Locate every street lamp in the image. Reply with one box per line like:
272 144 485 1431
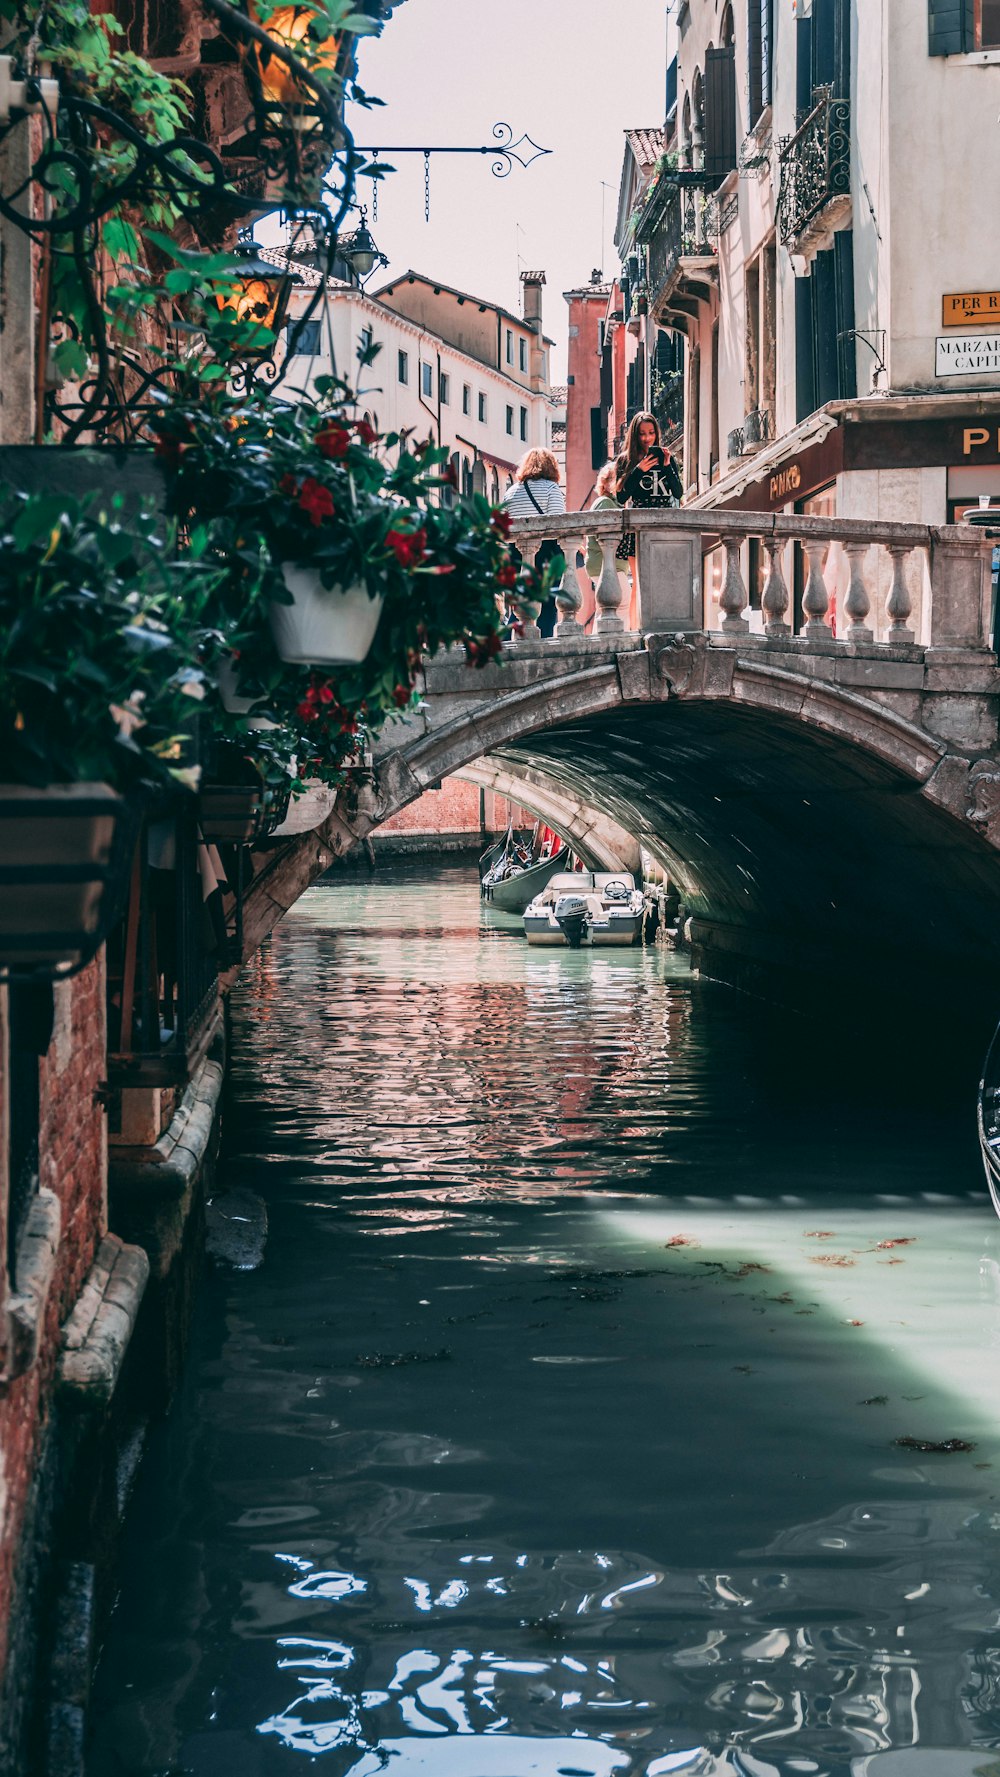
340 209 387 283
215 231 296 342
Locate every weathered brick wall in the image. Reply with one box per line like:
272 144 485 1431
0 955 107 1699
376 780 529 839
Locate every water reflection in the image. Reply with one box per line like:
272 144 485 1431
86 865 1000 1776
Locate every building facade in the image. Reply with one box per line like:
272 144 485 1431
273 257 557 501
628 0 1000 633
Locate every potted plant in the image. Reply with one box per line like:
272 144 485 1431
0 488 213 975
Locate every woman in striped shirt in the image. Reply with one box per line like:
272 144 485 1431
501 450 566 638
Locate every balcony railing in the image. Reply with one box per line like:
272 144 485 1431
726 407 773 460
777 87 851 248
647 183 718 310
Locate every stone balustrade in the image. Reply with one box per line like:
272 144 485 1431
507 507 994 653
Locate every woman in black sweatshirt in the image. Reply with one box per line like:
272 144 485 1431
615 411 682 627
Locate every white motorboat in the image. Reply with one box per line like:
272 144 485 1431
523 872 646 948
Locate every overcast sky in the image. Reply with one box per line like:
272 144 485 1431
349 1 670 381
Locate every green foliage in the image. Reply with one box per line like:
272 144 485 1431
0 492 217 791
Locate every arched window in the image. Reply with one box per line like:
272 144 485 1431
691 70 705 165
720 3 735 47
472 459 487 498
462 455 474 498
681 91 692 164
490 468 500 506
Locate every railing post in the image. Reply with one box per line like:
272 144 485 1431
553 534 584 637
762 539 790 637
719 535 749 633
929 531 991 649
843 542 873 642
595 542 626 635
885 545 914 644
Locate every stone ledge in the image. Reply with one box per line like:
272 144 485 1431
58 1234 149 1411
1 1189 62 1385
108 1037 225 1201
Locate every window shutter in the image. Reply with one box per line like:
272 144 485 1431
928 0 973 53
590 407 605 471
762 0 773 108
704 45 737 180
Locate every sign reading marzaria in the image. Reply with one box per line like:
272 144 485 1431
936 335 1000 376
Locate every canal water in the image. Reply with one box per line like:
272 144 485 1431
88 863 1000 1777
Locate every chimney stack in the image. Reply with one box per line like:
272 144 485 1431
520 269 546 332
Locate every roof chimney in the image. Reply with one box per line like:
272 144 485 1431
520 269 545 332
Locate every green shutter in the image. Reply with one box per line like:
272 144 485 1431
928 0 973 54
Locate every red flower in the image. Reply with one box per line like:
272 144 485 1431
466 631 504 668
496 560 518 589
279 472 298 496
153 433 188 467
353 418 379 446
298 477 335 526
385 527 427 568
317 684 335 704
393 683 412 708
441 460 459 490
490 509 513 538
316 425 351 460
296 700 320 721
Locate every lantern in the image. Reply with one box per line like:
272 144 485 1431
254 7 343 107
215 233 296 344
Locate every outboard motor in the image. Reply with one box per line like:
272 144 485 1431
554 893 590 949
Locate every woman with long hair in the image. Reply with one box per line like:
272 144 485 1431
501 448 566 638
614 412 682 629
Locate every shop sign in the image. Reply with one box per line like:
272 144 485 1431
943 292 1000 326
936 335 1000 376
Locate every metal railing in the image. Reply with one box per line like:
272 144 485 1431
777 87 851 247
505 507 992 652
647 183 719 309
726 407 772 459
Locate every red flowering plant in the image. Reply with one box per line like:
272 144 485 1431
150 383 559 792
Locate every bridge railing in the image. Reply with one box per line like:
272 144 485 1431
507 508 993 651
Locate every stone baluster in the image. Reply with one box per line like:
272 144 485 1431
843 542 873 643
719 535 749 634
762 538 790 637
511 595 542 641
553 535 584 638
595 535 626 635
800 540 832 638
885 545 915 643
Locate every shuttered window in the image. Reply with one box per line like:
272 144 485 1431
928 0 974 52
749 0 774 123
704 44 737 180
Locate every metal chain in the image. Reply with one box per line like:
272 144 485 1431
372 166 378 222
424 150 430 222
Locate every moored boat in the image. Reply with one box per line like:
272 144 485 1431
482 844 571 915
978 1022 1000 1218
523 872 646 948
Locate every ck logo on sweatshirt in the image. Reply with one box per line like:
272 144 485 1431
640 469 675 500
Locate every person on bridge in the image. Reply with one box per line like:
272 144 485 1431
501 449 566 638
615 413 682 629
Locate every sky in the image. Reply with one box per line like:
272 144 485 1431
349 0 670 382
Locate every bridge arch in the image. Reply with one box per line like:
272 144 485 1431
327 639 1000 1042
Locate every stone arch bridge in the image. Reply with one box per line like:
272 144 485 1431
242 505 1000 1041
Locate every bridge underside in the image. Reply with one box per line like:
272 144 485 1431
488 700 1000 1051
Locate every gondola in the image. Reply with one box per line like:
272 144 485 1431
482 843 571 915
978 1021 1000 1218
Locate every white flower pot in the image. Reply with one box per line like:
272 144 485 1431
216 655 260 715
269 565 384 667
270 779 338 837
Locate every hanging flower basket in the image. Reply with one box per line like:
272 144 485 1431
268 565 385 667
0 784 136 979
269 779 338 836
198 746 290 845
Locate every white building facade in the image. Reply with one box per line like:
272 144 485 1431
270 252 557 504
631 1 1000 633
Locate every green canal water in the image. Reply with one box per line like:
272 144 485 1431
88 864 1000 1777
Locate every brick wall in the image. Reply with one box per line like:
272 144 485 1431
0 956 108 1692
375 779 530 842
